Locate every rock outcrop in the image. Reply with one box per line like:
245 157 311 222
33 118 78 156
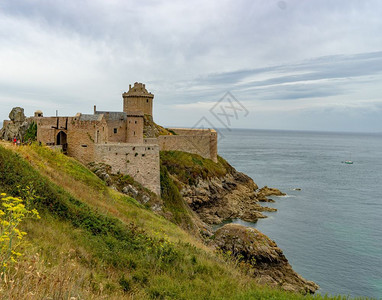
0 107 31 141
257 186 285 202
214 224 319 294
160 151 279 225
87 162 163 211
180 170 276 224
143 115 173 138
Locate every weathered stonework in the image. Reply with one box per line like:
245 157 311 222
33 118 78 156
94 144 160 195
123 82 154 116
158 128 217 162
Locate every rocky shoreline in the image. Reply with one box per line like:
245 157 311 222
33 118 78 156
178 166 280 225
163 155 319 294
214 224 319 294
60 151 321 294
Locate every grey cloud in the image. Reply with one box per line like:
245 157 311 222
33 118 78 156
1 0 382 131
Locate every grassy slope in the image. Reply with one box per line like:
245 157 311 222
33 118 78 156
160 150 233 186
0 142 352 299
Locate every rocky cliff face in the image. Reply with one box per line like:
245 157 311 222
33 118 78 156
214 224 319 294
179 167 277 224
161 151 278 225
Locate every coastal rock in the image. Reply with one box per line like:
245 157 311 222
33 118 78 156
180 170 276 225
257 186 285 202
214 224 319 294
9 107 26 123
0 107 31 141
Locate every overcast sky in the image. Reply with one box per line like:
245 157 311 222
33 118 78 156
1 0 382 132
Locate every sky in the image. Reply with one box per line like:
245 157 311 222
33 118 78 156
1 0 382 132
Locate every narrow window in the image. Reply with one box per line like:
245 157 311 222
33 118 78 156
146 99 149 103
134 131 136 136
135 121 137 124
114 128 117 134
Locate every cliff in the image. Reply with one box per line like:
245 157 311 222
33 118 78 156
160 151 277 225
214 224 319 294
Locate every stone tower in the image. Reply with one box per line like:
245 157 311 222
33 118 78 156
126 112 144 144
123 82 154 116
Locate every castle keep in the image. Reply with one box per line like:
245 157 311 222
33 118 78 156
2 83 217 195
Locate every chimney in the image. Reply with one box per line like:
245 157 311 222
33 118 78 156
94 105 97 114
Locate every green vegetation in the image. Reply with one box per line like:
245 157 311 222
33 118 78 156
0 191 40 274
160 165 196 232
23 122 37 142
0 142 357 299
160 150 233 185
143 114 173 137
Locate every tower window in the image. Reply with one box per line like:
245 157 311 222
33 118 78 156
114 128 117 134
146 99 149 103
134 131 136 136
135 121 137 124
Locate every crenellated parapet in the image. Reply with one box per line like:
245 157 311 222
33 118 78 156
122 82 154 116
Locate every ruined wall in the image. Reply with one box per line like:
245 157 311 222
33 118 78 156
158 128 218 162
94 143 160 195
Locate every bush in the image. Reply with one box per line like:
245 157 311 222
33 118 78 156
0 191 40 275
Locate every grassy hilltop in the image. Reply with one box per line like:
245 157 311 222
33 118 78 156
0 142 351 299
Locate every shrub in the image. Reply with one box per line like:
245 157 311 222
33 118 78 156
0 191 40 275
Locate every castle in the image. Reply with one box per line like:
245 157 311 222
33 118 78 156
2 83 217 195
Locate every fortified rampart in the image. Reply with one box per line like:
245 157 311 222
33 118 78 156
94 143 160 195
158 128 217 162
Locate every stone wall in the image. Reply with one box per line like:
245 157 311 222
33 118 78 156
158 128 218 162
126 115 144 143
35 116 107 164
94 143 160 195
123 97 153 116
104 119 127 143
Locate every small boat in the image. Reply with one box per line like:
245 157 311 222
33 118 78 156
344 160 353 164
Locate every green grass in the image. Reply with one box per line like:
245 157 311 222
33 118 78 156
160 165 197 232
160 150 234 186
0 142 363 299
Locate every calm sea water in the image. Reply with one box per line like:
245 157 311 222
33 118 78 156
218 129 382 299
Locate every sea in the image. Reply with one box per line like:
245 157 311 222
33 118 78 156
217 129 382 299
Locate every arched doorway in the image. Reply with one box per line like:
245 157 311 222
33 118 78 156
56 131 67 145
56 131 68 153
